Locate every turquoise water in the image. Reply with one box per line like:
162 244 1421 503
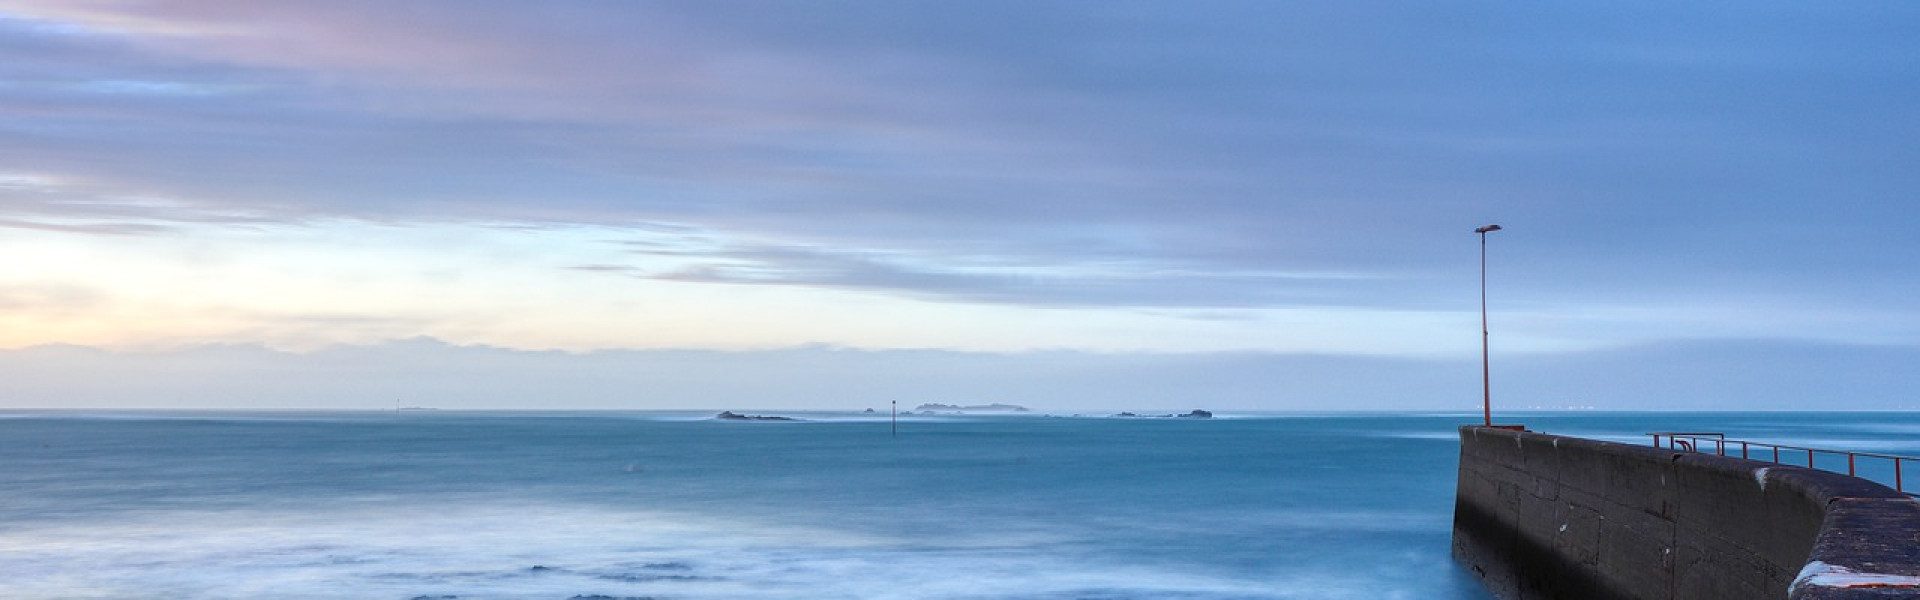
1 411 1915 599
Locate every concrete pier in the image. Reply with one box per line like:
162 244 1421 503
1452 426 1920 600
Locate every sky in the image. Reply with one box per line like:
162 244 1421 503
1 2 1916 410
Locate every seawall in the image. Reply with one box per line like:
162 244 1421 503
1452 426 1920 600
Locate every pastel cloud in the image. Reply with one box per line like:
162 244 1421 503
0 1 1914 359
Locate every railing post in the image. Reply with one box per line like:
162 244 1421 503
1808 448 1816 468
1652 434 1661 448
1898 458 1904 493
1773 446 1780 463
1741 441 1749 459
1848 453 1856 476
1717 439 1726 456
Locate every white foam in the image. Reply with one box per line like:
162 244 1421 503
1754 467 1770 491
0 500 1386 599
1793 561 1920 594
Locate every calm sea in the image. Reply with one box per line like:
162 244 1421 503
3 410 1916 599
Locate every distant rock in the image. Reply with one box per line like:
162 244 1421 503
915 403 1029 413
863 408 875 413
715 411 798 421
1113 409 1214 419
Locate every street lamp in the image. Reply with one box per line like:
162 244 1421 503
1475 224 1502 427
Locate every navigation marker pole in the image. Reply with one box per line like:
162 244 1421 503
891 400 897 438
1475 224 1503 427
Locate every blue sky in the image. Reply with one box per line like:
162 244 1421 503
1 2 1915 409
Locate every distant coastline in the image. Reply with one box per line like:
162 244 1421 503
1113 409 1213 419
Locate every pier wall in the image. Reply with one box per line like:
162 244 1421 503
1452 426 1920 600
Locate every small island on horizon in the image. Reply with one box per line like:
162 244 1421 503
1113 410 1213 419
714 411 799 421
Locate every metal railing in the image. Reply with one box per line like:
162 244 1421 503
1649 431 1917 495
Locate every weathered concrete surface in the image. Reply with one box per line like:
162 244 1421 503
1453 426 1920 600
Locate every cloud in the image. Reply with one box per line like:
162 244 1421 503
0 282 103 311
624 243 1389 309
0 217 169 235
0 172 293 234
0 2 1914 336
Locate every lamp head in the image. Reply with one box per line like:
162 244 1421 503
1474 224 1503 234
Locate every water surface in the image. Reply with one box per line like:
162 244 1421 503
3 410 1913 599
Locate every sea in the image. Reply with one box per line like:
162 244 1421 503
3 410 1918 600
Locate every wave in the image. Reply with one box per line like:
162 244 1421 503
0 500 1454 599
